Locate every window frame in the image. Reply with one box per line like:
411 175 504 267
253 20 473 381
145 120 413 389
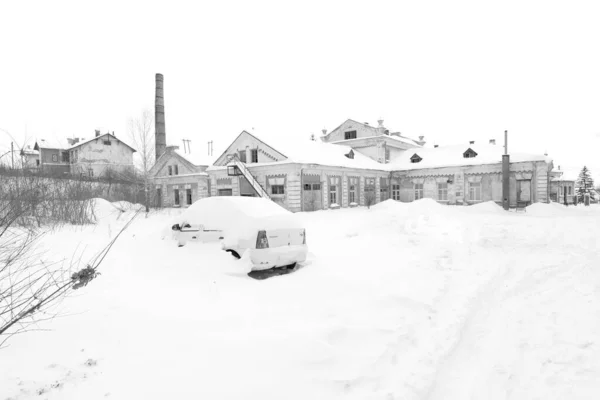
414 183 424 200
251 149 258 163
392 184 400 201
52 154 58 162
174 188 180 206
344 130 357 140
186 188 192 205
239 150 247 163
469 181 482 201
168 166 172 176
328 176 340 205
438 182 448 201
267 175 286 196
174 165 179 175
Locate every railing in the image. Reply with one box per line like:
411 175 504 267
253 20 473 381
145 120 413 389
226 154 270 198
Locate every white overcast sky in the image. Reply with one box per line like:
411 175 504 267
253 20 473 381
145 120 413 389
1 0 599 181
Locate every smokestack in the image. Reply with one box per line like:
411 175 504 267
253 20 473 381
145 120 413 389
155 73 166 160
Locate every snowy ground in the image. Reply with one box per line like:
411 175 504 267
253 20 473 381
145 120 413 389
1 199 600 399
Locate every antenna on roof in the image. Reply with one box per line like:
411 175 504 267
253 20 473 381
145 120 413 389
181 139 191 154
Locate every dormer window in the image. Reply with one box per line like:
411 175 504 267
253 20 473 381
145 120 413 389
410 153 422 163
463 148 478 158
345 150 355 159
344 130 357 140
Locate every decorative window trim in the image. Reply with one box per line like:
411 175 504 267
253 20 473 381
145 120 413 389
466 175 483 183
267 174 287 197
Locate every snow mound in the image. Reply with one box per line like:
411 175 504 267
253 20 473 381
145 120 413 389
92 198 123 222
372 199 405 211
526 202 567 217
469 201 506 214
112 201 144 212
405 198 444 214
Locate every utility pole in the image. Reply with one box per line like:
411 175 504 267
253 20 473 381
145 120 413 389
502 130 510 210
11 142 14 169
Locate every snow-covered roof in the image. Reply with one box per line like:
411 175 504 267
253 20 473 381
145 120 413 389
330 134 422 148
388 143 551 171
273 139 383 169
207 131 387 171
68 133 136 152
20 146 39 156
35 137 68 150
387 134 422 146
173 149 216 167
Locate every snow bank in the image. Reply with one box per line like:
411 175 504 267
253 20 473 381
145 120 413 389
3 200 600 399
468 201 506 214
92 198 123 222
526 202 569 217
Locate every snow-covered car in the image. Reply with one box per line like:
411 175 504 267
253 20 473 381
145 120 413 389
171 197 307 270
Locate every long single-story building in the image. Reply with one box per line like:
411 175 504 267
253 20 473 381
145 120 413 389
151 125 553 210
148 74 554 211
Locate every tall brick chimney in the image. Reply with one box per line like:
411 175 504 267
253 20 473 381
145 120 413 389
155 73 166 160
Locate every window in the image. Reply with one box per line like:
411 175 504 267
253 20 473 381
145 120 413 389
88 169 94 177
174 189 180 206
313 183 321 190
568 186 572 195
174 165 179 175
268 176 285 195
304 184 312 191
239 150 247 163
463 148 478 158
168 166 173 176
348 177 358 204
392 184 400 200
103 140 111 146
469 182 482 201
218 189 232 196
62 152 69 163
414 183 424 200
251 149 258 163
329 176 340 205
385 147 390 163
380 178 389 201
186 189 192 205
36 159 40 166
345 150 354 159
344 130 357 140
438 182 448 201
52 154 58 162
410 154 422 163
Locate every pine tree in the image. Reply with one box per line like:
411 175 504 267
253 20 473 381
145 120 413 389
575 166 595 203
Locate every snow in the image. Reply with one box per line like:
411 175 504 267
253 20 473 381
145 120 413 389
2 200 600 399
206 132 387 171
173 149 216 167
388 143 552 170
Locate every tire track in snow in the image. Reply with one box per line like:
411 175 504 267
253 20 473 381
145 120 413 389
424 262 514 400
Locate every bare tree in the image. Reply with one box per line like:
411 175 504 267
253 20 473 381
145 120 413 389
128 109 155 213
0 181 141 347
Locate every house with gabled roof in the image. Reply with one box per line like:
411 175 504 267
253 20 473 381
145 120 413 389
33 131 136 178
149 144 214 208
320 118 425 163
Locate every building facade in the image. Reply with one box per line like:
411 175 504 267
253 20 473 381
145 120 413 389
148 74 553 211
33 131 136 178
